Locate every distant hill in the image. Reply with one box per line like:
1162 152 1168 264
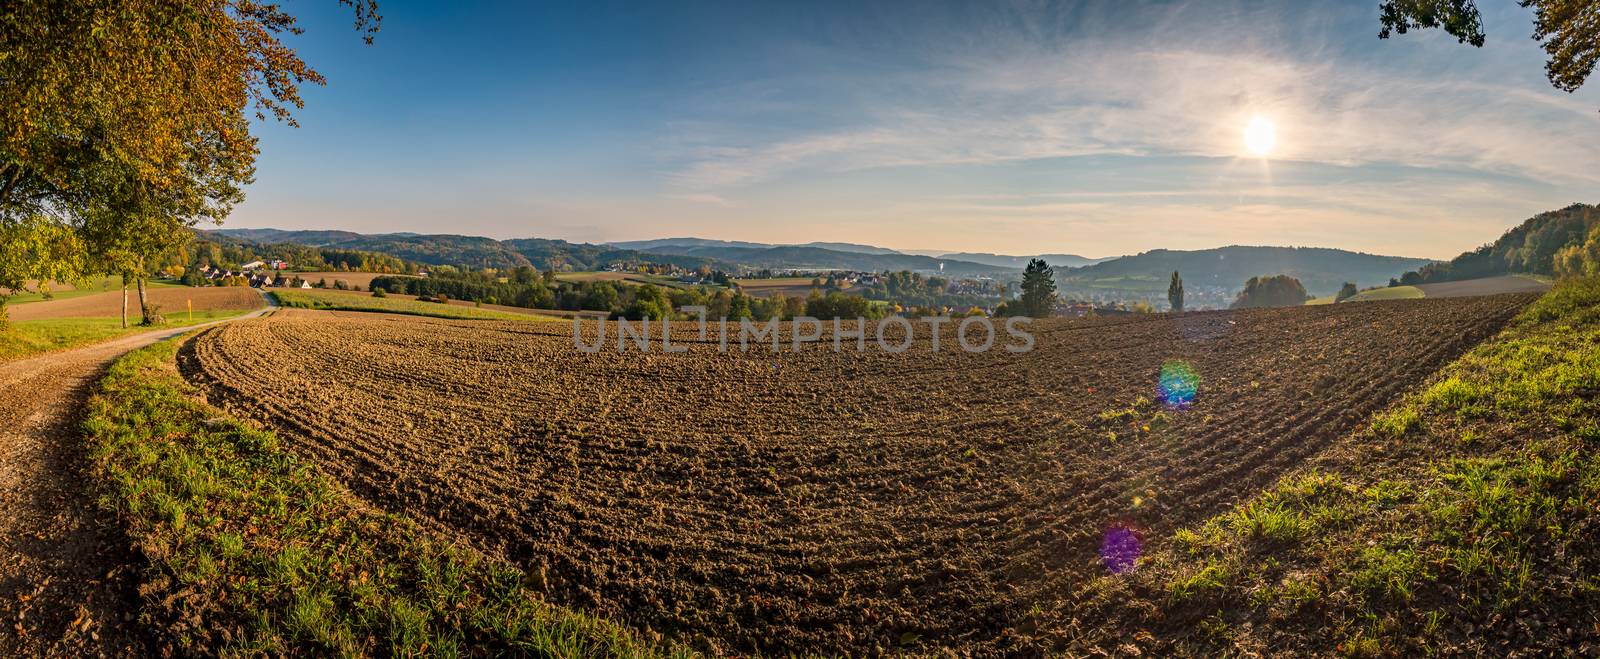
214 228 366 246
801 242 901 255
938 252 1111 269
612 237 902 256
1395 203 1599 284
608 237 773 252
503 238 716 272
217 229 1010 275
628 243 1012 276
1065 246 1433 296
211 228 1440 290
331 234 533 270
211 229 715 271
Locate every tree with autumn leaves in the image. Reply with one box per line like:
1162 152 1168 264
0 1 379 326
1380 1 1600 104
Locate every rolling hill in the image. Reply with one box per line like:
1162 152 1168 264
1394 203 1599 284
210 228 367 246
502 238 717 272
211 229 1435 292
938 252 1111 269
1062 246 1434 296
612 238 910 257
209 229 718 272
623 243 1011 276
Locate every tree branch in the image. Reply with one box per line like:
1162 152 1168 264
0 163 25 212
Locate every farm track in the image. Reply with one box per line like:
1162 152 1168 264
0 299 273 657
180 295 1535 655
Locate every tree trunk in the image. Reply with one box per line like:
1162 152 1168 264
121 275 129 329
137 276 151 325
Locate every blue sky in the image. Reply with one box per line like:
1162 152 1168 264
231 0 1600 259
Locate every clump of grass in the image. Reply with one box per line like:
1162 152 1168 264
84 339 691 657
1370 406 1421 438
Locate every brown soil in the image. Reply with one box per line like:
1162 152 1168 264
179 295 1535 655
1416 275 1550 298
304 287 608 319
0 308 271 656
0 280 78 296
8 287 264 322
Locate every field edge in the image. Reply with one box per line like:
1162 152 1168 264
0 310 257 363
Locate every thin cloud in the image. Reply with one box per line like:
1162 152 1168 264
664 11 1600 193
672 193 737 207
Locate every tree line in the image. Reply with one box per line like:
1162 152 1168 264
369 269 896 322
1389 204 1600 287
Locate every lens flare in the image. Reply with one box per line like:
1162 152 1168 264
1100 525 1143 574
1158 360 1201 408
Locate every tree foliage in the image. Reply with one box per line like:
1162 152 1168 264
1335 282 1360 302
1397 204 1600 284
0 1 379 314
1020 258 1057 318
1380 0 1600 97
805 291 878 319
1231 274 1311 309
1167 271 1185 313
0 216 84 326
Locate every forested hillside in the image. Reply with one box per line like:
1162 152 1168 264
1062 246 1432 295
208 230 717 272
631 244 1011 276
504 238 717 272
1396 204 1600 284
938 252 1107 269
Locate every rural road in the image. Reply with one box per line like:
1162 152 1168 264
0 297 272 657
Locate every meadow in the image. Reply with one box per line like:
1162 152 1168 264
732 277 829 298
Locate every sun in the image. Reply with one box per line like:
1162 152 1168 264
1243 116 1277 156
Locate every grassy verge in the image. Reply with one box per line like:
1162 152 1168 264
273 289 561 322
83 338 691 657
0 311 250 362
1085 277 1600 655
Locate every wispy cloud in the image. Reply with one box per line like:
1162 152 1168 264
671 192 737 207
664 6 1600 192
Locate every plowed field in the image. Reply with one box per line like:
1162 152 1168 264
179 295 1535 655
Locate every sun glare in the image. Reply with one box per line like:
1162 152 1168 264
1244 116 1276 156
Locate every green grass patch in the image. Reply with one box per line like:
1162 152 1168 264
83 338 692 657
273 289 560 322
1347 286 1425 302
0 311 250 362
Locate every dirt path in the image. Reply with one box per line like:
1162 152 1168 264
0 301 272 657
